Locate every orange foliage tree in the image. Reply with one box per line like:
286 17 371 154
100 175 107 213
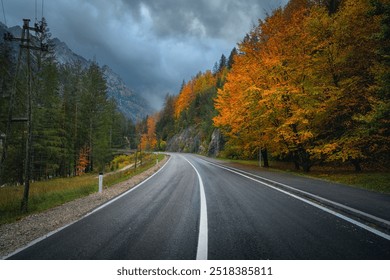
214 0 388 171
76 145 90 176
140 115 158 151
175 71 216 118
215 3 324 170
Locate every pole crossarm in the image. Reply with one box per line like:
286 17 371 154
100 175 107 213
3 19 48 51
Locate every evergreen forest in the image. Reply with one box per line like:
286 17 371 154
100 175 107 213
0 19 136 187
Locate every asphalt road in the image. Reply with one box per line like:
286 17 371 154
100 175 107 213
7 153 390 260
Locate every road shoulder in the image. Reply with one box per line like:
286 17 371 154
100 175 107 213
0 155 169 259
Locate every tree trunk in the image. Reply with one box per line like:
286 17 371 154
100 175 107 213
292 152 300 170
299 149 312 172
301 161 311 172
261 148 269 168
352 159 362 173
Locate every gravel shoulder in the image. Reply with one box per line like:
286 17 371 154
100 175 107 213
0 155 169 259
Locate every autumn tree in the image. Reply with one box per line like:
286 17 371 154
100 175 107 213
367 0 390 166
76 145 90 176
215 0 390 171
140 115 158 151
175 70 216 120
214 36 266 160
154 0 389 171
215 4 325 171
305 0 387 171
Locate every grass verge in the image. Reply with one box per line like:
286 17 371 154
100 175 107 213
0 153 165 225
217 158 390 194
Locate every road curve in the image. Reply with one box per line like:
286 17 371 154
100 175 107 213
7 153 390 259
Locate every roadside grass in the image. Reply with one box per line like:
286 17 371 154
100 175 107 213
307 171 390 194
109 154 132 172
0 153 165 226
217 158 390 194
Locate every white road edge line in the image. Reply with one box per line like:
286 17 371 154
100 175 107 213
2 156 172 260
205 160 390 228
203 159 390 242
182 156 208 260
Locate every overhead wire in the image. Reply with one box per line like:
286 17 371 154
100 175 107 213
35 0 38 23
1 0 7 26
35 0 37 22
35 0 44 23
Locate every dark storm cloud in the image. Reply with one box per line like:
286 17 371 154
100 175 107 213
124 0 283 39
2 0 288 109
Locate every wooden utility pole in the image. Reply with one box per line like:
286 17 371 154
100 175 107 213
4 18 48 212
22 18 33 213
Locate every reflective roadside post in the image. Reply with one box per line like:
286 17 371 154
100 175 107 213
99 172 103 193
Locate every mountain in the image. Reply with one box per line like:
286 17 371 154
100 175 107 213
50 38 90 69
50 37 152 121
0 22 153 122
102 65 152 121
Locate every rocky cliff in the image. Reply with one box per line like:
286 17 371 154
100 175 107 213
166 127 223 157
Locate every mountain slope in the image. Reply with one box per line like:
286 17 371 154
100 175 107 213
102 65 152 121
0 22 153 122
50 38 90 68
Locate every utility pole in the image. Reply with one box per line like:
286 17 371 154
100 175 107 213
3 18 48 212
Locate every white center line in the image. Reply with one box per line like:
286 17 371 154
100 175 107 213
182 155 208 260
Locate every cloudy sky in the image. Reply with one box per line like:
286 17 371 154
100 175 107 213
2 0 288 110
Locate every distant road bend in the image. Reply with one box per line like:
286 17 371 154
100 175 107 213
7 153 390 259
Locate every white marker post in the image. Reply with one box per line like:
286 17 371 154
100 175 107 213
98 173 103 193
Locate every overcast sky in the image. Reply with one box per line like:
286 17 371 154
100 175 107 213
2 0 288 110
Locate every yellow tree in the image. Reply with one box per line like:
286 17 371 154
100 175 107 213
367 0 390 167
175 81 194 118
308 0 384 171
175 71 216 118
215 0 386 171
215 2 333 171
214 8 286 160
76 146 90 176
255 4 325 171
140 115 158 151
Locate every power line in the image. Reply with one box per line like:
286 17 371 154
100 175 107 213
35 0 45 22
34 0 45 23
1 0 7 26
